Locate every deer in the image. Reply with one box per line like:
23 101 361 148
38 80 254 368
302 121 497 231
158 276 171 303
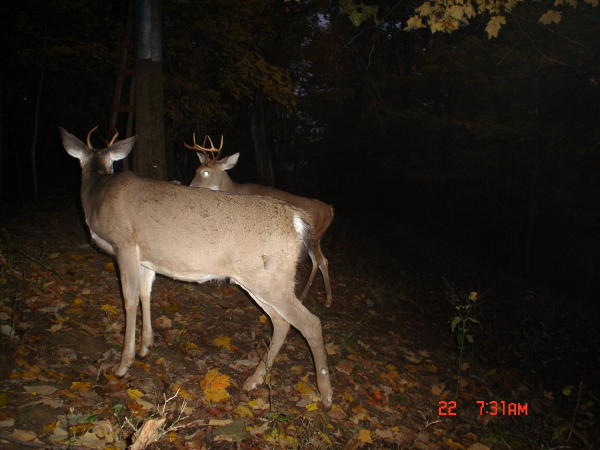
60 126 333 408
186 134 334 307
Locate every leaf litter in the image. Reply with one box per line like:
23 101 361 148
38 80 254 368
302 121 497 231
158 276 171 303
0 196 596 448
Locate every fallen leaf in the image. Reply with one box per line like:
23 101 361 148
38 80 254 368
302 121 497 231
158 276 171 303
295 381 320 402
248 422 269 435
10 428 38 442
69 382 93 393
213 335 236 351
0 418 15 427
100 304 119 315
235 405 253 418
214 419 248 442
127 389 144 400
24 385 58 395
431 383 445 396
358 428 372 444
248 397 270 410
104 262 115 272
199 369 230 402
326 342 340 355
153 315 172 329
208 419 233 426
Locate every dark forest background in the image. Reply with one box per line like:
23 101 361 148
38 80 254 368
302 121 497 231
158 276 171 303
1 0 599 302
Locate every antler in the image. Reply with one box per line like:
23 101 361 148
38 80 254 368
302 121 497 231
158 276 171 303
184 133 223 163
108 130 119 147
86 125 99 149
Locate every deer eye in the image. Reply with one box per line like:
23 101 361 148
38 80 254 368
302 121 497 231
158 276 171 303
201 170 210 178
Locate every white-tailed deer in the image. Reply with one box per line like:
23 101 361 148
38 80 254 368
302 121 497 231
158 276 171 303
60 127 332 408
187 135 334 307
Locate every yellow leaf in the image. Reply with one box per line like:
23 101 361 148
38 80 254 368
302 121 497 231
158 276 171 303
199 369 230 402
295 382 320 401
177 388 195 400
127 389 144 400
539 10 562 24
485 15 506 38
405 16 424 30
446 437 466 449
325 342 340 355
248 397 270 410
358 429 372 443
70 254 85 261
235 405 254 418
104 262 115 272
448 5 465 20
416 1 433 16
305 402 319 411
72 297 84 306
213 336 235 351
166 432 178 442
100 304 119 315
70 382 92 392
259 315 268 323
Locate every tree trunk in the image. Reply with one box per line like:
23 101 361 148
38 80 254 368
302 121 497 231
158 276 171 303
134 59 166 179
249 90 273 186
134 0 166 180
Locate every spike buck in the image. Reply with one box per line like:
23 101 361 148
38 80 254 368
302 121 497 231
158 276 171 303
186 135 334 307
60 127 333 408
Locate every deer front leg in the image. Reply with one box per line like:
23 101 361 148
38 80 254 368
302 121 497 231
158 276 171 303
138 266 156 357
243 303 290 391
114 248 141 377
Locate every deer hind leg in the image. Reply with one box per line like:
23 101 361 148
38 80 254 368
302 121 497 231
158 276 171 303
315 240 332 307
250 291 333 408
299 243 319 301
114 247 141 377
299 240 333 307
139 266 156 357
243 302 290 391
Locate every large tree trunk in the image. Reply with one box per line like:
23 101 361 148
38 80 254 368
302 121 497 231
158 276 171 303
249 90 273 186
133 0 166 180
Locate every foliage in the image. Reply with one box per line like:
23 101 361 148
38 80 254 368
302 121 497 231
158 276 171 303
336 0 598 38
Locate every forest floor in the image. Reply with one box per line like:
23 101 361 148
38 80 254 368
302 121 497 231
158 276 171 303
0 193 598 449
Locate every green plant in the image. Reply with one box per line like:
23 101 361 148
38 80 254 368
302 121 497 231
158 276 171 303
443 277 482 399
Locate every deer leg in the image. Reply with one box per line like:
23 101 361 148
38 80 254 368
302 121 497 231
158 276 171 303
114 247 141 377
243 303 290 391
315 241 332 307
254 294 333 408
299 244 319 301
138 266 156 357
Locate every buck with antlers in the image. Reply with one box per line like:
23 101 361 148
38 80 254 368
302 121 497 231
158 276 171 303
186 135 334 307
60 126 333 408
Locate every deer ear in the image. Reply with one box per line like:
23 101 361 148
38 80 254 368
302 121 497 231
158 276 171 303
197 152 208 164
60 127 88 160
221 153 239 171
109 135 137 161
